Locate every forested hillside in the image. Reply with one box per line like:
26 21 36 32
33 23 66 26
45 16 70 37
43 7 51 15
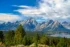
0 25 70 47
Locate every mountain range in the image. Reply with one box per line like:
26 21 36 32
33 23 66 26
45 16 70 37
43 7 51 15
0 18 70 33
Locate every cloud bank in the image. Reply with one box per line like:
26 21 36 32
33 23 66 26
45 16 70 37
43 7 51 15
0 13 21 22
15 0 70 21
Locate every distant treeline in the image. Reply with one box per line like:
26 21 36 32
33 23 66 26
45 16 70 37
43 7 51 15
0 25 70 47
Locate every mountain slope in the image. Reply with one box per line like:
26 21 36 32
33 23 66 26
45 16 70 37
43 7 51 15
35 20 70 32
20 18 38 31
0 18 70 33
62 21 70 29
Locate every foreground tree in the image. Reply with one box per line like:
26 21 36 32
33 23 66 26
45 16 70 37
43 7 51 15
14 25 26 45
23 36 32 46
40 34 48 45
0 31 4 42
56 38 67 47
5 30 15 45
34 33 40 47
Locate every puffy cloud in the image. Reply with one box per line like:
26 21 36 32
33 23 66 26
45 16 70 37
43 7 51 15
15 0 70 20
0 13 21 22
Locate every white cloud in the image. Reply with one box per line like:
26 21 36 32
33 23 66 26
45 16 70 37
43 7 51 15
0 13 21 22
13 5 33 8
15 0 70 20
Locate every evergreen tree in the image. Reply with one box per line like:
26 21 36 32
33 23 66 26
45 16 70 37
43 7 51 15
34 33 40 47
14 24 26 45
23 36 32 46
56 38 67 47
5 30 15 45
0 31 4 42
40 34 48 45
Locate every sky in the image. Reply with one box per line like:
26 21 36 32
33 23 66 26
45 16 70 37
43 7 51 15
0 0 70 22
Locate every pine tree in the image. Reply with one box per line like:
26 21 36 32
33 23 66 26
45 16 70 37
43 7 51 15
40 34 48 45
34 33 40 47
5 30 15 45
0 31 4 42
23 36 32 46
56 38 67 47
14 24 26 45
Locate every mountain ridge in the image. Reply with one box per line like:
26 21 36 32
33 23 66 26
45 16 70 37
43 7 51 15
0 18 70 33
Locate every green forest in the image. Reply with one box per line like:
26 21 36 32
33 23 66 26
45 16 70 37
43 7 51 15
0 25 70 47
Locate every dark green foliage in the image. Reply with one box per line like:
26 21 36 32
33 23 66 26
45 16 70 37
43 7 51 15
5 30 15 45
23 36 32 46
14 24 26 44
56 38 66 47
40 34 48 44
34 33 40 47
52 38 59 46
2 30 70 47
35 33 40 42
56 38 69 47
1 26 70 47
48 37 60 46
0 31 4 42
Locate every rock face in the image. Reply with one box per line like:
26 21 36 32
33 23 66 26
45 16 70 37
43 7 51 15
20 18 38 31
0 18 70 33
35 20 70 32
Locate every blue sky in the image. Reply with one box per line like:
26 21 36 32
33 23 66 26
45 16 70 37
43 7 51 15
0 0 37 22
0 0 70 22
0 0 37 14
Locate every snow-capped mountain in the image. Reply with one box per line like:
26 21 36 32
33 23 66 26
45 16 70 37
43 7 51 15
35 20 70 32
20 18 38 31
62 21 70 29
0 21 19 31
0 18 70 33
